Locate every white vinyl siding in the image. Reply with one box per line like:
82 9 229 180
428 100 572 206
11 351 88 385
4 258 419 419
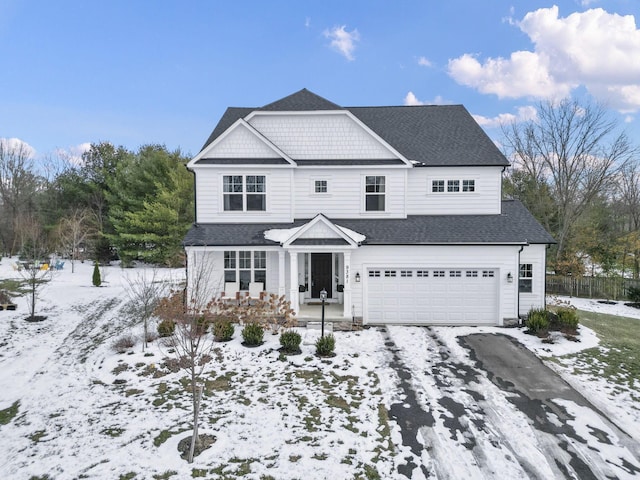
519 244 547 316
407 166 503 215
192 168 293 223
294 169 406 218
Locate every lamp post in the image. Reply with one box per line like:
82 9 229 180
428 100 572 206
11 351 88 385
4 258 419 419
320 288 327 338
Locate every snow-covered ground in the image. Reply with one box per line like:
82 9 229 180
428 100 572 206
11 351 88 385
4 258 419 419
0 259 638 479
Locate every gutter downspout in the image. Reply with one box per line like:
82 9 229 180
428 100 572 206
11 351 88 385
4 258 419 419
517 243 526 323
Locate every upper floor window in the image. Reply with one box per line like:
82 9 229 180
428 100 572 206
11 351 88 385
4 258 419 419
223 175 266 211
432 178 476 193
432 180 445 192
314 180 328 193
365 176 385 211
519 264 533 293
462 180 475 192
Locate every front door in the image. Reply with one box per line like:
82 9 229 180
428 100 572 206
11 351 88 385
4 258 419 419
311 253 332 298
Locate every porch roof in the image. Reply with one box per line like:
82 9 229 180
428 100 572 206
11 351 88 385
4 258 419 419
183 200 555 247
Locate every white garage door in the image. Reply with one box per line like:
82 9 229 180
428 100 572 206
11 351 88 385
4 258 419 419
366 268 498 325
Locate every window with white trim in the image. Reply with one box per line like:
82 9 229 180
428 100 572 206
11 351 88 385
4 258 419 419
447 180 460 192
432 180 445 192
417 270 429 277
314 180 328 193
365 176 385 211
369 270 381 277
449 270 461 277
433 270 445 277
224 251 266 290
462 180 475 192
466 270 478 277
400 270 413 277
223 175 266 211
482 270 495 278
519 264 533 293
384 270 396 277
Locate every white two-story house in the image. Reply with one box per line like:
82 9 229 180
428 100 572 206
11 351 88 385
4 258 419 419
184 89 555 326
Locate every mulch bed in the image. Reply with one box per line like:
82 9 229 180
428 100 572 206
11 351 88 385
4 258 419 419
624 303 640 309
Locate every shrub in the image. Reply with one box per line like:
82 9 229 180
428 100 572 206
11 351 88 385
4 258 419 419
242 322 264 346
280 329 302 353
112 335 136 353
628 286 640 303
525 308 549 336
556 307 579 331
195 315 209 335
92 262 101 287
315 334 336 356
213 319 235 342
157 319 175 337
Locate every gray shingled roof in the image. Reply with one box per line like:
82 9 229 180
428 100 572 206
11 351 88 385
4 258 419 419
183 200 555 247
197 89 509 167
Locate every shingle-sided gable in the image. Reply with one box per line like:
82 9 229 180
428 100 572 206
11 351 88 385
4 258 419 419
198 90 509 168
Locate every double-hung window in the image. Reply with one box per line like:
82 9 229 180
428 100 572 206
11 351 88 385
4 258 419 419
432 180 445 192
223 175 266 211
462 180 475 192
447 180 460 192
224 250 267 290
519 264 533 293
365 176 385 211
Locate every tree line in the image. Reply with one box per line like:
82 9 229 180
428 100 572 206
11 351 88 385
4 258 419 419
0 141 193 267
503 98 640 278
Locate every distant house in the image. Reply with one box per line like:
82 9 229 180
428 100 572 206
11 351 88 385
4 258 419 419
184 89 554 326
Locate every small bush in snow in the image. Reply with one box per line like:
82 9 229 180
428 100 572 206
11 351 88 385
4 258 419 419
628 286 640 303
112 335 136 353
241 322 264 346
213 319 234 342
279 329 302 353
157 319 175 337
315 334 336 357
556 307 579 331
525 308 549 336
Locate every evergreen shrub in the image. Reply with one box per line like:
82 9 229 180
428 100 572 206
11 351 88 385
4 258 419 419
556 307 579 330
525 308 549 336
279 329 302 353
213 319 235 342
242 322 264 346
157 319 176 337
315 334 336 356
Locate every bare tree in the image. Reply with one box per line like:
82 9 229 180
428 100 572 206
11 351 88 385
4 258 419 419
0 139 40 256
155 251 218 463
124 269 168 351
503 98 637 266
56 208 96 273
15 215 52 321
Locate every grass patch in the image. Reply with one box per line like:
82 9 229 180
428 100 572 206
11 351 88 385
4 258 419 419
152 472 177 480
553 310 640 389
101 427 125 437
0 400 19 425
28 430 47 443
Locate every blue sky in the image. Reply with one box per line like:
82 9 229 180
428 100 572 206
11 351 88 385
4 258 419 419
1 0 639 161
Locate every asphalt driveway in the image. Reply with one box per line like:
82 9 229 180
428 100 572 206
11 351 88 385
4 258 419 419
383 328 640 480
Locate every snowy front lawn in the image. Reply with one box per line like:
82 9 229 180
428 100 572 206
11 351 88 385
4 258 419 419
0 260 638 479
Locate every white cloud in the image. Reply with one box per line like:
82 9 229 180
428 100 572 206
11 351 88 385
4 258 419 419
0 137 36 158
447 6 640 112
417 56 432 67
403 92 450 106
55 142 91 166
473 105 538 128
323 25 360 61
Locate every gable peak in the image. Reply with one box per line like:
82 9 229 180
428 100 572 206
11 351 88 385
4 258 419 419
260 89 344 112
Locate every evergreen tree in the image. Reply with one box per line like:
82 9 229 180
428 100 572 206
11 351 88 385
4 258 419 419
92 262 102 287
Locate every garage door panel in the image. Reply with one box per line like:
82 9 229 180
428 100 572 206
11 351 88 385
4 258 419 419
366 267 498 325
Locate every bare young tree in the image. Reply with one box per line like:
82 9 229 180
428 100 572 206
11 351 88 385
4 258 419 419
124 269 168 351
155 251 218 463
502 98 637 266
56 208 96 273
15 214 52 321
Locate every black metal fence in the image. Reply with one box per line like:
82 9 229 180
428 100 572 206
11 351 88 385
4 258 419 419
546 275 640 300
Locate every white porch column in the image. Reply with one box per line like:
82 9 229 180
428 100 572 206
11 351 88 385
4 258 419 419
343 251 352 318
289 251 299 313
278 250 286 297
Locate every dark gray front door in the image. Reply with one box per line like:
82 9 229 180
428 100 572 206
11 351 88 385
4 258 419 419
311 253 332 298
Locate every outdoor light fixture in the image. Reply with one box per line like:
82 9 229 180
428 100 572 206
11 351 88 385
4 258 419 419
507 272 513 283
355 272 361 283
320 288 327 337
